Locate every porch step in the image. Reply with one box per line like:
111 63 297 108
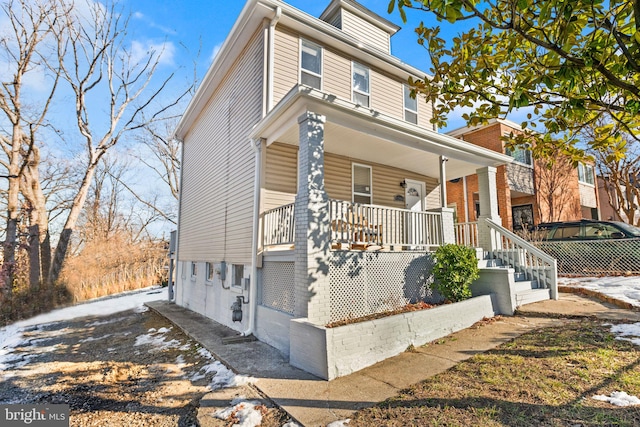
515 288 551 307
513 280 538 293
477 258 503 268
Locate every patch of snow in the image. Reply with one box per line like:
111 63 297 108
592 391 640 406
559 276 640 307
79 334 112 343
608 322 640 346
213 397 263 427
282 421 302 427
326 419 350 427
0 287 166 372
86 316 128 327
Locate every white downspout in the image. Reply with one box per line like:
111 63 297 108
463 176 469 222
267 6 282 112
242 6 280 337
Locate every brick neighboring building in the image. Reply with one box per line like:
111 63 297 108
446 119 600 231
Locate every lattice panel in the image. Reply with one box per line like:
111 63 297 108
329 251 439 323
259 261 296 314
536 239 640 276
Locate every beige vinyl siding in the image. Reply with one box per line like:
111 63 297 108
273 27 299 105
371 69 402 118
263 142 439 211
178 27 264 264
417 93 434 130
340 8 390 53
263 143 297 210
324 49 351 100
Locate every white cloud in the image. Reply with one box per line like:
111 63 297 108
130 40 176 67
210 43 222 64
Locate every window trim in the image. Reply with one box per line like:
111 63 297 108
190 262 197 281
205 262 214 284
504 136 533 167
352 163 372 204
299 39 323 90
578 163 595 186
351 61 370 108
231 264 245 289
403 85 418 124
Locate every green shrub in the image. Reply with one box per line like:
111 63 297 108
432 244 479 302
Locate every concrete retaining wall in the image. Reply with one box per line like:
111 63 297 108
289 294 495 380
255 305 292 355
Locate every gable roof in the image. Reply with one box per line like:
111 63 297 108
174 0 428 141
319 0 401 35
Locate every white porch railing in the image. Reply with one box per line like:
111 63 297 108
262 203 295 247
484 218 558 299
455 222 479 247
329 199 443 249
261 200 444 250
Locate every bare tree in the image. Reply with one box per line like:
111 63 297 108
534 152 579 223
0 0 63 289
45 0 188 286
592 139 640 226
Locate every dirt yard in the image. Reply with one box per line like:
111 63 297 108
0 304 287 426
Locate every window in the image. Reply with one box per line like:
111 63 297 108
505 143 532 166
352 163 372 204
190 262 197 280
578 163 595 185
205 262 214 283
232 264 244 288
352 62 370 107
300 39 322 89
403 85 418 124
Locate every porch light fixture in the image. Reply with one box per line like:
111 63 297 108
400 180 407 188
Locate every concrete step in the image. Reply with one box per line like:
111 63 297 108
513 280 538 293
515 288 551 307
477 258 503 268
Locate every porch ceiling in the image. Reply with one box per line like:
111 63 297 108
249 86 513 180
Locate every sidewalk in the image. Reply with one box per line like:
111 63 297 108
146 293 640 427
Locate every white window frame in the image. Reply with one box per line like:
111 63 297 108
231 264 245 289
352 163 372 205
299 39 322 90
578 163 595 186
403 85 418 124
504 135 533 167
205 262 214 284
352 62 370 107
190 262 197 281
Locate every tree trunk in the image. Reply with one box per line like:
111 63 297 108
28 224 41 290
47 165 97 286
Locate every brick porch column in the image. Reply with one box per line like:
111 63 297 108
294 111 331 325
477 166 501 251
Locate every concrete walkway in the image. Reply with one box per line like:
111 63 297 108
146 293 640 427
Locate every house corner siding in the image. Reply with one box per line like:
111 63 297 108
176 27 264 328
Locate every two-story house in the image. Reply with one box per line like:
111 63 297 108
447 119 600 231
172 0 557 380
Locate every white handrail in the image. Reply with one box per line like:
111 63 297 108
485 218 558 299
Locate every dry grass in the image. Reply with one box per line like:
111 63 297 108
350 320 640 426
60 237 167 302
0 237 167 327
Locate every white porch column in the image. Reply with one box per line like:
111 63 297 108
477 166 501 251
439 155 448 207
294 111 331 325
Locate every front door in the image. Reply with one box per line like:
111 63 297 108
404 179 425 245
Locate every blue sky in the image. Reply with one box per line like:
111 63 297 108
125 0 481 130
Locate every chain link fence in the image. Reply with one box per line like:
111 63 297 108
534 238 640 276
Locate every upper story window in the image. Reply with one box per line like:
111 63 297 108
352 62 370 107
403 85 418 124
352 163 372 204
300 39 322 90
505 143 532 166
578 163 595 185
